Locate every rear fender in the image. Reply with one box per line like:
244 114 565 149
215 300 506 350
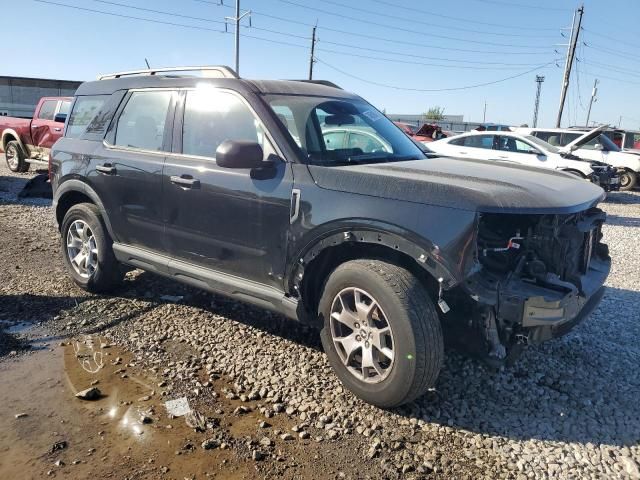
53 179 116 240
2 129 29 155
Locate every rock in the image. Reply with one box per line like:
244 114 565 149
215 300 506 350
621 456 640 479
139 414 153 424
54 460 65 467
201 438 220 450
280 433 294 441
259 437 272 447
298 431 310 440
75 387 101 400
259 421 271 428
50 441 68 453
14 413 28 419
252 450 265 461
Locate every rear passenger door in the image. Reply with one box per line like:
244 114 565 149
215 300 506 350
89 89 177 253
162 87 293 288
449 134 496 160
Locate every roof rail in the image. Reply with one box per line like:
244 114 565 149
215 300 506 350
97 65 238 80
290 79 342 90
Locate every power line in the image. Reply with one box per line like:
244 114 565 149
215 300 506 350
192 0 554 56
582 27 640 51
94 0 553 64
315 46 559 70
581 60 640 77
314 56 556 92
583 42 640 63
34 0 225 33
466 0 570 12
368 0 560 31
581 70 640 86
278 0 552 49
320 0 558 38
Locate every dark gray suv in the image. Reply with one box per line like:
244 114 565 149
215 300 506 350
51 66 611 407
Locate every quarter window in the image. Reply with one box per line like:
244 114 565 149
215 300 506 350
115 91 172 151
323 131 346 150
37 100 57 120
66 96 108 138
182 88 265 158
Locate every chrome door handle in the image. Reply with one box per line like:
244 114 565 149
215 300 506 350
54 127 62 132
290 188 301 224
31 125 39 128
170 175 200 189
96 164 116 174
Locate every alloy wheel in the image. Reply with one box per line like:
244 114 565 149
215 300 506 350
66 220 98 279
329 287 395 384
6 145 18 170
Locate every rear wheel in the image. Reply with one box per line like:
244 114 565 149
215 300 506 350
619 169 637 191
5 141 29 172
319 259 444 407
61 203 123 293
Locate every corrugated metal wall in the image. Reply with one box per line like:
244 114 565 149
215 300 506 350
0 77 82 118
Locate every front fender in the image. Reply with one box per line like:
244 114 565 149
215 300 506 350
285 218 476 295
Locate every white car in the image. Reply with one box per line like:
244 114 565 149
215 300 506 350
426 130 619 190
515 125 640 190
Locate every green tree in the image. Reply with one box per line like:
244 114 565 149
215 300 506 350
424 106 445 121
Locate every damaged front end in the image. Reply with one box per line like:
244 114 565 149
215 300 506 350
446 207 610 365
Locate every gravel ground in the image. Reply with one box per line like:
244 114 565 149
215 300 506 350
1 159 639 479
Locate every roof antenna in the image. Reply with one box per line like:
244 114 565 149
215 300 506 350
144 58 151 69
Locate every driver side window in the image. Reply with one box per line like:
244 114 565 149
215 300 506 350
497 136 536 154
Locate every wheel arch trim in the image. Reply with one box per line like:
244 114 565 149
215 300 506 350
54 180 116 239
286 223 461 297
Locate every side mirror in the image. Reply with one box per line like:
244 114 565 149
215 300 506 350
594 143 603 151
54 113 67 123
216 140 265 169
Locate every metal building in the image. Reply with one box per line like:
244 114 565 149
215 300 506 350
0 76 82 118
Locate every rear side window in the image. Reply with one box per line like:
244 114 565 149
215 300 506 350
182 89 265 158
452 135 495 149
115 91 172 151
66 96 108 138
37 100 57 120
533 131 562 146
58 100 71 116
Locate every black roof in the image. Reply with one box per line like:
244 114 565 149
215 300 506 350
76 75 356 99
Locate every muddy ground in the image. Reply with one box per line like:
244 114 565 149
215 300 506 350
1 160 639 480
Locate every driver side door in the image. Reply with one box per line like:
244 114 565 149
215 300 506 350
493 136 546 168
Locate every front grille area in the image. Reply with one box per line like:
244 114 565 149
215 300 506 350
477 208 606 288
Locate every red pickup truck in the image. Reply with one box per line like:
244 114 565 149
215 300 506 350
1 96 72 172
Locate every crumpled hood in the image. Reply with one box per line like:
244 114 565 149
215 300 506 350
309 157 605 214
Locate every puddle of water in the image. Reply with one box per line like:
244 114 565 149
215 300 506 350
0 337 255 479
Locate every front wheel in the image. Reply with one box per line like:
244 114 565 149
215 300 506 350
60 203 123 293
319 259 444 408
619 169 637 191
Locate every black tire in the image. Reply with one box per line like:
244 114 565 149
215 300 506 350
60 203 123 293
619 169 637 191
319 259 444 408
5 140 29 172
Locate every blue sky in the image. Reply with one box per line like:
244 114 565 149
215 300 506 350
9 0 640 128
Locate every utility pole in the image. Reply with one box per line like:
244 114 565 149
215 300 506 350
144 58 151 69
556 5 584 127
483 100 487 123
585 78 598 126
308 24 317 80
225 0 251 77
533 75 545 127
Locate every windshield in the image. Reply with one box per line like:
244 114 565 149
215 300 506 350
524 135 558 153
264 94 426 165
